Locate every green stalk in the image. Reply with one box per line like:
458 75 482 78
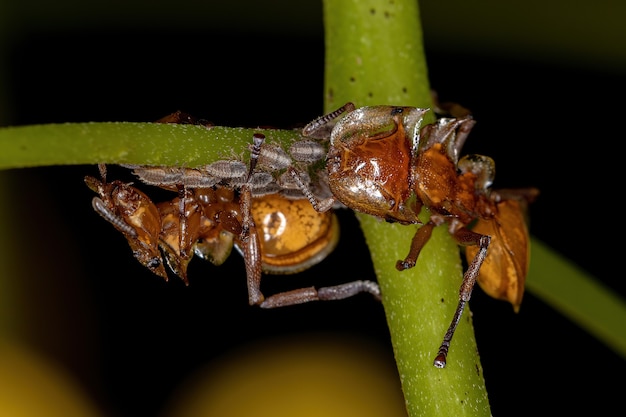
323 0 490 415
527 239 626 357
0 123 300 169
1 0 626 415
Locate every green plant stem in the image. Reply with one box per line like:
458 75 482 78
527 239 626 357
0 123 301 169
0 0 625 415
323 1 490 416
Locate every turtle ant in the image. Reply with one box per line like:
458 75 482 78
291 103 538 367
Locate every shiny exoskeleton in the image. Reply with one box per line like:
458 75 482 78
87 104 537 368
155 187 339 282
85 164 168 279
291 103 538 367
86 112 379 312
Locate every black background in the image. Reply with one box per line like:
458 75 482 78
3 3 625 416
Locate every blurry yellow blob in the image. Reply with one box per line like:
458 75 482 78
0 341 102 417
162 334 407 417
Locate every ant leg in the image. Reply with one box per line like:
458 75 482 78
240 183 264 305
302 102 356 139
396 221 435 270
453 118 477 157
430 91 473 119
170 185 203 285
491 187 540 205
241 133 265 240
155 110 213 127
97 163 107 182
433 227 490 368
247 133 265 179
84 163 109 197
259 280 381 309
287 167 335 212
241 133 266 305
176 184 191 260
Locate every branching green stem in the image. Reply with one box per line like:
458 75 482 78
323 0 490 415
1 0 625 416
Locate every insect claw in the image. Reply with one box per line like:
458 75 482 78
433 350 448 368
395 259 415 271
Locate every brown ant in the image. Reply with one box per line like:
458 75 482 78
291 103 538 367
87 104 537 368
85 124 380 310
85 164 168 279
